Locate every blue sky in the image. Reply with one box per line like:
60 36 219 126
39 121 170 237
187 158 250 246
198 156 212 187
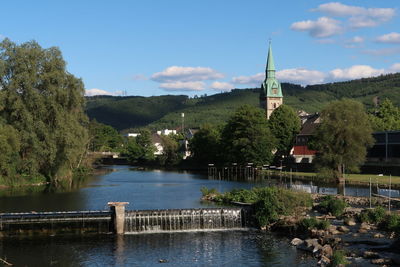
1 1 399 96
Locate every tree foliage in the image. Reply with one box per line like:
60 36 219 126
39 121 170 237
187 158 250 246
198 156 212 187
189 124 221 165
370 99 400 131
310 99 374 180
0 39 88 184
268 104 301 157
88 120 123 151
157 135 182 166
221 105 276 165
125 130 155 164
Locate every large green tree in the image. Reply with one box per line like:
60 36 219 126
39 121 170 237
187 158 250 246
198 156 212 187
311 99 374 181
89 120 123 152
189 124 221 165
221 105 276 165
268 104 301 157
0 39 88 184
370 99 400 131
125 130 155 163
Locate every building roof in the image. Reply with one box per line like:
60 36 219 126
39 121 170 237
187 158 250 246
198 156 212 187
298 114 320 136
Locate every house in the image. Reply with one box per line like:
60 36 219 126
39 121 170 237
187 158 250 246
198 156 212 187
157 129 176 136
151 133 163 155
291 113 319 163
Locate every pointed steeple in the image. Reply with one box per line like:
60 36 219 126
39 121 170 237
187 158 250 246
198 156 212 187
266 42 275 78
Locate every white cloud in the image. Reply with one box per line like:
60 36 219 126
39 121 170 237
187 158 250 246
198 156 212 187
85 88 123 96
387 63 400 73
376 32 400 44
329 65 384 81
210 81 234 91
291 17 342 38
151 66 224 82
159 81 205 91
232 73 264 86
312 2 395 28
276 68 326 85
348 36 364 43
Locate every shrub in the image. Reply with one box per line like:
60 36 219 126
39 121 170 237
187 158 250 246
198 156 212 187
380 213 400 233
330 250 349 266
298 217 330 231
359 206 386 224
319 196 347 217
200 187 218 197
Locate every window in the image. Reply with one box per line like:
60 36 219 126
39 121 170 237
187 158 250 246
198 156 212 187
272 88 277 94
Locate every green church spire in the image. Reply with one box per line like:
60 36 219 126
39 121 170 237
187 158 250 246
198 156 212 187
266 42 275 78
262 42 282 98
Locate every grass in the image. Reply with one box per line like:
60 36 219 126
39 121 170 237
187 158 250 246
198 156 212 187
269 170 400 186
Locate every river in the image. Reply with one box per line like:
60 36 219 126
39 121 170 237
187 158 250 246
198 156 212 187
0 166 321 266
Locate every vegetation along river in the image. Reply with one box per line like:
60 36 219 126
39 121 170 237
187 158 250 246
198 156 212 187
0 165 379 266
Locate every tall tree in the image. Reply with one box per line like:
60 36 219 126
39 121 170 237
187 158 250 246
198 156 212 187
311 99 374 181
125 130 155 163
0 39 88 184
189 124 221 165
268 104 301 157
88 120 123 152
221 105 276 165
370 99 400 131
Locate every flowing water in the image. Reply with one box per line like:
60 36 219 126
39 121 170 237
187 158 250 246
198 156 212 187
1 165 367 266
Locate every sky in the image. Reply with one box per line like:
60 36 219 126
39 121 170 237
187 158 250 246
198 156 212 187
1 0 399 97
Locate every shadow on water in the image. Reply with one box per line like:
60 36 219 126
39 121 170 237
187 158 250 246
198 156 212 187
0 231 316 267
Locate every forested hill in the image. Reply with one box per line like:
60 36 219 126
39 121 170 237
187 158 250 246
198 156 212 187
85 73 400 131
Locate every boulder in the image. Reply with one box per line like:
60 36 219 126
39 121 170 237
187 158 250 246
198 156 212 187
318 255 331 266
338 226 350 233
373 233 385 238
360 222 371 230
291 238 304 246
371 258 391 265
363 251 379 259
344 218 356 226
321 244 333 257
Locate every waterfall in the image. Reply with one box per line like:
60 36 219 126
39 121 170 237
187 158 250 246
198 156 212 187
124 208 244 233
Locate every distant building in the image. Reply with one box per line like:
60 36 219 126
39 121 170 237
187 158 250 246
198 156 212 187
125 133 140 138
367 131 400 163
260 42 283 119
157 129 177 136
151 133 163 155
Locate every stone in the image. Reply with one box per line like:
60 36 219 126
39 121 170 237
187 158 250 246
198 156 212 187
338 226 350 233
358 228 368 234
373 233 385 238
360 222 371 230
344 218 356 226
371 258 391 265
321 244 333 257
291 238 304 246
318 255 331 266
363 251 379 259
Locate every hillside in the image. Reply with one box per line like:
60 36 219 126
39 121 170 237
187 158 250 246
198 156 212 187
85 73 400 131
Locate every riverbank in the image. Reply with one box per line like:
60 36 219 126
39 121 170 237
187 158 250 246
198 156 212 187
201 187 400 266
268 170 400 188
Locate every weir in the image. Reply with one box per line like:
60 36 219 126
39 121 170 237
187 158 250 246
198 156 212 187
0 205 252 236
124 208 247 234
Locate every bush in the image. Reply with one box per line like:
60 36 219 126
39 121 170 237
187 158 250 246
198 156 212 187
319 196 347 217
330 250 349 266
359 206 386 224
200 187 218 197
298 217 330 231
380 213 400 234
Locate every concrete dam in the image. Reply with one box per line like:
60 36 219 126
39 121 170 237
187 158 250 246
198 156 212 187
0 203 252 236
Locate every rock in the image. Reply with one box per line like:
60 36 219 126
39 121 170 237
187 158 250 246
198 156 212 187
373 233 385 238
363 251 379 259
298 238 322 254
291 238 304 246
344 218 356 226
360 222 371 230
371 258 391 265
328 225 337 232
159 259 168 263
321 244 333 257
358 228 368 234
318 255 331 266
338 226 350 233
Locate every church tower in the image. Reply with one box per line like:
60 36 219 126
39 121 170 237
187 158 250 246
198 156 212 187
260 42 283 119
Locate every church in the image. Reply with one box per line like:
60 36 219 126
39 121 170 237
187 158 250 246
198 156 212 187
260 43 283 119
